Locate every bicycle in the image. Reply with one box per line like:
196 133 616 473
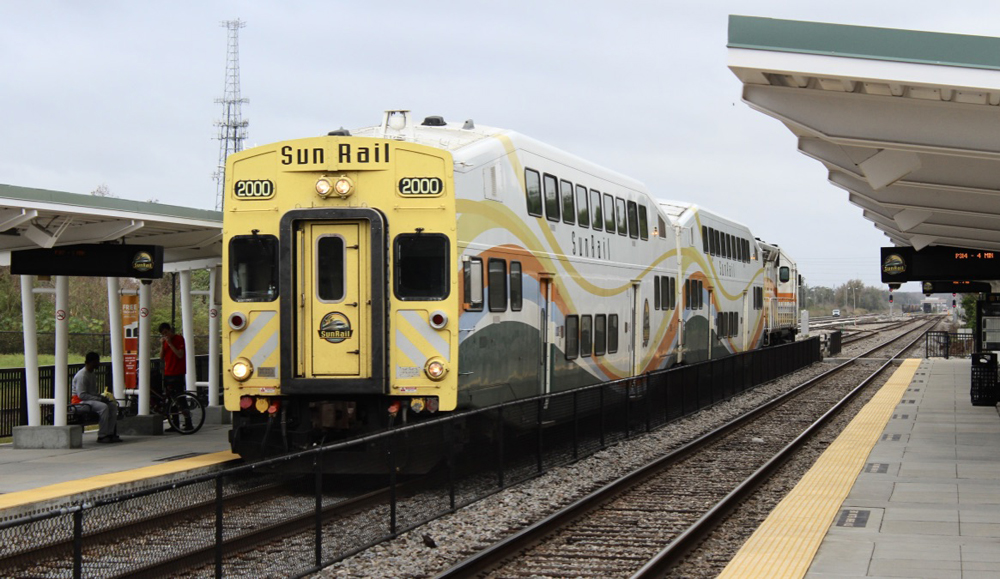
117 387 206 435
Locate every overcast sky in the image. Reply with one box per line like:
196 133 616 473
3 1 996 291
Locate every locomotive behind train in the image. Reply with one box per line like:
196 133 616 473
222 111 800 460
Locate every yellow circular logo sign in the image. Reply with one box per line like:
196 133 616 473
132 251 154 272
318 312 353 343
882 254 906 275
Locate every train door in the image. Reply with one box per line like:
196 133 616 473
707 287 714 360
297 221 368 377
742 290 749 351
540 276 553 395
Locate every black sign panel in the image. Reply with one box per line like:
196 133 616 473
881 246 1000 283
11 244 164 279
920 281 992 294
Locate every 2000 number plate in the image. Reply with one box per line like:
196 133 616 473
398 177 443 196
235 179 275 199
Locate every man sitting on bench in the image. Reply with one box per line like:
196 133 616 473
72 352 122 443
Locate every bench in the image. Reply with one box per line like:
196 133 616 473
66 403 102 426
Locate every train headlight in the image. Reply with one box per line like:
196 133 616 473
231 357 253 382
333 176 354 197
315 178 333 197
424 358 448 381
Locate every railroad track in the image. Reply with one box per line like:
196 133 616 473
436 319 937 579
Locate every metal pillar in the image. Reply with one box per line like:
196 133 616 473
53 276 69 427
180 270 196 393
138 281 152 415
208 267 221 406
106 278 125 400
20 275 40 426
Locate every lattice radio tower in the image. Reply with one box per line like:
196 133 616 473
213 19 249 211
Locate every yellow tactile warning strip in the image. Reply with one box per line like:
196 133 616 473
0 451 239 512
717 358 921 579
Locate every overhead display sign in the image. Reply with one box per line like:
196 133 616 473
920 281 992 294
11 244 164 279
881 246 1000 283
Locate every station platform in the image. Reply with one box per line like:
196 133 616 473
721 357 1000 579
0 421 239 519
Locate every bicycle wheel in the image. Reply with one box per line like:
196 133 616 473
166 392 206 434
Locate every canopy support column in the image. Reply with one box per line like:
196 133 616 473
179 270 196 393
138 281 152 415
20 275 39 426
106 277 125 400
53 276 69 427
208 266 220 407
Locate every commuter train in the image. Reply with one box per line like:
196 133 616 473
222 110 800 460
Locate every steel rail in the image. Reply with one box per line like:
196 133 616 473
434 319 936 579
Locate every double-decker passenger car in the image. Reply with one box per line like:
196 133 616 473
222 111 800 459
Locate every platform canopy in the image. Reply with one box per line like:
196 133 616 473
727 16 1000 254
0 184 221 270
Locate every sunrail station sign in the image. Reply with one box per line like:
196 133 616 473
11 244 164 279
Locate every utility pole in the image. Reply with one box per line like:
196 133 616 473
213 19 249 211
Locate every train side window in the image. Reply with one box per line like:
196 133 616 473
654 276 661 310
525 169 542 217
608 314 619 353
316 235 345 302
626 200 639 239
594 314 607 356
713 229 721 257
576 185 589 228
727 234 733 260
658 215 666 238
488 258 507 312
394 233 449 301
510 261 523 311
615 197 628 237
732 312 739 336
544 174 560 222
638 205 648 240
581 315 593 357
666 277 674 309
565 315 579 360
561 180 575 225
229 234 279 302
702 226 709 253
685 279 691 309
717 313 724 338
603 194 616 232
591 189 603 231
463 258 483 311
779 266 790 283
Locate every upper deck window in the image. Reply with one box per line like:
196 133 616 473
576 185 589 228
615 197 627 237
626 200 639 239
638 205 648 240
561 180 575 225
394 234 449 300
525 169 542 217
229 234 278 303
591 189 603 231
544 174 560 222
603 194 616 232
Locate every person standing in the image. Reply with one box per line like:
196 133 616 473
72 352 121 443
159 322 190 432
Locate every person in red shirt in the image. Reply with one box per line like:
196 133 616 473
159 322 190 431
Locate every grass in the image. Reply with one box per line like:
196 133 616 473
0 353 86 368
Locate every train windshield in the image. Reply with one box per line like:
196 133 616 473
229 235 279 302
394 233 449 300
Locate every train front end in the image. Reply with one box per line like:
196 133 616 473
222 134 459 460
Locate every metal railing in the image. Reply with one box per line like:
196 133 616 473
0 338 821 578
925 331 974 359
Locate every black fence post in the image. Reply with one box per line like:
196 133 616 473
497 406 505 489
73 509 83 579
644 375 651 433
446 420 456 512
599 385 606 449
625 379 631 439
572 390 579 461
314 448 324 568
389 432 398 535
216 476 224 578
536 398 543 474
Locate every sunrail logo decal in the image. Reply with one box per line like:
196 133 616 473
318 312 353 343
882 254 906 275
132 251 154 272
923 282 934 293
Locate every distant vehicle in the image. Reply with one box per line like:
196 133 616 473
832 309 841 317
